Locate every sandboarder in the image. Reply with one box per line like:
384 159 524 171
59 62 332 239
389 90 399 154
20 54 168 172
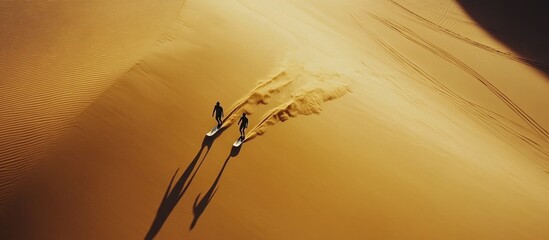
212 101 224 128
237 112 248 140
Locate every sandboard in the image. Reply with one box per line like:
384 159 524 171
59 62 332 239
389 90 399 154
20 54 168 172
233 137 244 147
206 125 221 137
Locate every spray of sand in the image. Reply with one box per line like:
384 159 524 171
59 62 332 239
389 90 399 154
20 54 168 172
246 81 351 141
221 67 301 128
220 54 356 138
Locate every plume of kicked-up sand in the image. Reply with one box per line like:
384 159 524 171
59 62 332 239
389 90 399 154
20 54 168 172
245 81 351 141
221 57 358 129
221 66 302 127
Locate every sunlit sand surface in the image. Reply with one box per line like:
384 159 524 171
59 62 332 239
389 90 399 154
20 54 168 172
1 0 548 239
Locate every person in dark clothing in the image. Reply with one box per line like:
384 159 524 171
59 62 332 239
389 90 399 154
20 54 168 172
238 113 248 139
212 102 224 128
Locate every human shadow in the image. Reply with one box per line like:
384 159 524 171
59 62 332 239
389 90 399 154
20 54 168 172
145 128 226 240
457 0 549 75
190 145 241 230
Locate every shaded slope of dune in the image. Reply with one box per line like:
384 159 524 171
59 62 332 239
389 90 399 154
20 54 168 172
0 1 184 209
457 0 549 74
385 0 549 72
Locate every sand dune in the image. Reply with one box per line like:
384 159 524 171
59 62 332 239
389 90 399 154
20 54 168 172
0 1 184 209
1 0 549 239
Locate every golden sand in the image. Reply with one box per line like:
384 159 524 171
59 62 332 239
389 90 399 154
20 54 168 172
1 0 548 239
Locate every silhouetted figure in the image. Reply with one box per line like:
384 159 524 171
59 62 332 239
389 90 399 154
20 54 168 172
212 101 224 128
238 113 248 140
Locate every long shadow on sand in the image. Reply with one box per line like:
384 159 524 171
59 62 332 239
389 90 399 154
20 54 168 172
190 145 241 230
145 129 226 240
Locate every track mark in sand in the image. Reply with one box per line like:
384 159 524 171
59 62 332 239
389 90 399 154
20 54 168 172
385 0 549 72
364 12 549 142
349 10 549 158
435 1 453 26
